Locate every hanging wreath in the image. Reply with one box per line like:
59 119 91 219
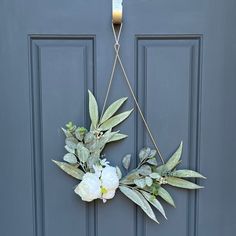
53 90 205 224
53 5 206 223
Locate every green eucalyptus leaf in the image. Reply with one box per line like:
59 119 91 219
164 142 183 171
122 154 131 170
145 176 153 187
75 127 87 141
88 90 99 128
147 158 158 166
134 178 146 188
139 147 151 161
77 142 84 150
119 186 159 224
149 150 157 158
65 137 79 149
77 147 90 163
75 131 83 141
166 177 203 189
63 153 77 164
138 165 152 176
140 190 167 219
150 172 161 179
52 160 84 180
64 145 75 154
84 132 95 144
87 151 100 169
107 133 128 143
99 109 133 131
171 170 206 179
158 187 175 207
100 97 128 124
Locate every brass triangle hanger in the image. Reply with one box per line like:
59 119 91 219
101 3 165 164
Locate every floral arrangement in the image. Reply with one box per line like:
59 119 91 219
53 91 205 224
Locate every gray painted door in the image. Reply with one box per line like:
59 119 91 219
1 1 235 236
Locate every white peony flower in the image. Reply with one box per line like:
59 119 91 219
100 165 119 202
74 164 120 203
101 166 119 190
74 173 101 202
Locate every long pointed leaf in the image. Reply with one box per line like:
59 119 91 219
171 170 206 179
166 177 203 189
99 109 133 131
107 133 128 143
164 142 183 171
141 190 167 219
158 187 175 207
100 97 128 124
119 186 159 223
88 90 99 128
156 164 165 175
52 160 84 180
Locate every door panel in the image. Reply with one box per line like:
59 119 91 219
30 37 94 236
137 36 201 236
1 1 236 236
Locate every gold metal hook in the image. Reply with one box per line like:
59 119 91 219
112 0 123 24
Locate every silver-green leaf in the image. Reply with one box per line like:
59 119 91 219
156 164 165 175
149 150 157 158
122 154 131 170
158 187 175 207
166 177 203 189
100 97 128 124
149 172 161 179
75 127 87 141
138 165 152 176
119 186 159 223
77 147 90 163
164 142 183 171
139 147 151 161
141 190 167 219
171 170 206 179
145 176 153 187
99 109 133 131
84 132 95 144
64 145 75 154
107 133 128 143
88 90 99 128
65 137 79 149
147 158 158 166
134 178 146 188
52 160 84 180
63 153 77 164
